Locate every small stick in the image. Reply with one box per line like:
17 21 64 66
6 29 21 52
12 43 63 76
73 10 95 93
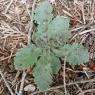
32 79 95 95
70 28 95 42
28 0 37 45
75 84 84 95
0 54 15 62
59 0 70 11
62 56 67 95
0 70 14 95
79 28 95 35
15 84 18 95
12 71 20 85
66 67 95 73
83 69 90 79
18 71 26 95
81 2 86 24
80 34 89 44
78 89 95 95
44 92 48 95
62 9 73 18
90 0 94 20
0 88 4 95
5 0 14 13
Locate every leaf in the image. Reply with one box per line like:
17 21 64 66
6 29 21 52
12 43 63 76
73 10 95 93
53 43 90 65
67 43 90 65
14 45 42 70
32 29 48 47
34 1 53 25
33 51 61 91
47 16 71 44
50 16 70 29
53 44 71 57
33 56 52 91
63 44 90 65
51 55 61 74
34 2 71 47
37 23 49 33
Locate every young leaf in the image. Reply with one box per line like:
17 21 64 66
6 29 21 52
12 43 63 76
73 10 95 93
48 16 71 43
37 23 49 33
67 43 90 65
53 43 90 65
33 51 61 91
53 44 71 57
34 1 53 25
51 55 61 74
14 45 42 70
33 57 52 91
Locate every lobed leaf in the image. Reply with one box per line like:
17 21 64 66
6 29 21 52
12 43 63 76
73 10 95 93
53 43 90 65
34 1 53 25
33 57 52 91
14 45 42 70
48 16 71 43
33 51 61 91
67 43 90 65
51 55 61 74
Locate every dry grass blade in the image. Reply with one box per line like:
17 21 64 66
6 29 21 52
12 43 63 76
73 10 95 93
5 0 14 13
31 78 95 95
63 56 67 95
0 70 14 95
78 89 95 95
18 71 26 95
28 0 37 45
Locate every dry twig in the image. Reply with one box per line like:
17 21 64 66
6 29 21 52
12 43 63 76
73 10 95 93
78 89 95 95
32 78 95 95
0 69 14 95
28 0 37 45
5 0 14 13
63 56 67 95
18 71 26 95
